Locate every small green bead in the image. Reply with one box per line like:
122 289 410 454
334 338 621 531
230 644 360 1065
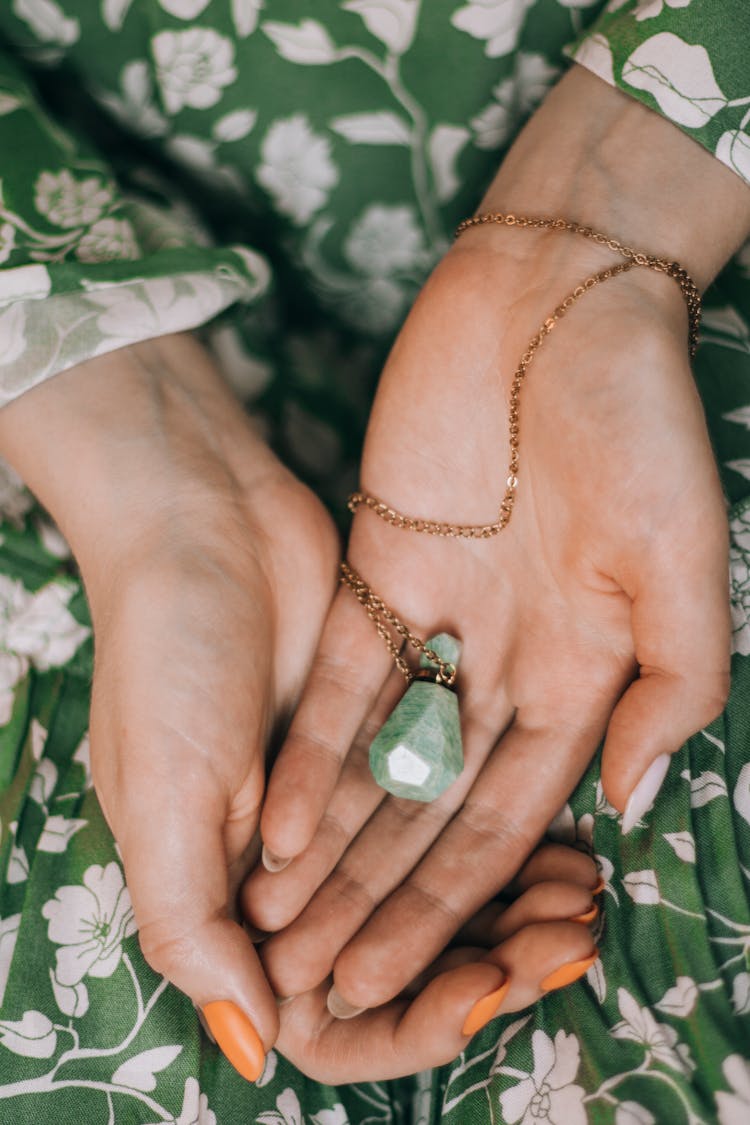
370 634 464 802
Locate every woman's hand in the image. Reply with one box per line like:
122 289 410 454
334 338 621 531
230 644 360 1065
271 845 602 1084
0 333 339 1076
247 65 749 1014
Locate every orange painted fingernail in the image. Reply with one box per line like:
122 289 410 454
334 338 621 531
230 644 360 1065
462 977 511 1037
569 903 598 925
592 875 606 895
541 951 598 993
202 1001 265 1083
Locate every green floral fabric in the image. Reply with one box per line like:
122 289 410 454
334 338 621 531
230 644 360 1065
0 2 748 1123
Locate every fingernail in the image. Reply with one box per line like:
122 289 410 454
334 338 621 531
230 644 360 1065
569 903 598 925
592 875 606 896
541 951 598 992
462 977 510 1037
202 1001 265 1083
262 844 291 873
326 986 365 1020
622 753 671 834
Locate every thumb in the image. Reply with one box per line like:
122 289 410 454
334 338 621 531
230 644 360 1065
117 758 277 1083
601 547 730 832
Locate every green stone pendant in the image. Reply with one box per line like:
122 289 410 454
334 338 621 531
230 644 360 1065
369 634 463 802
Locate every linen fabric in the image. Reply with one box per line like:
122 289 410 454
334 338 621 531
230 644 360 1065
0 2 749 1123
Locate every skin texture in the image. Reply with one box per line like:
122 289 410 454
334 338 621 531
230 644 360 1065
250 66 750 1013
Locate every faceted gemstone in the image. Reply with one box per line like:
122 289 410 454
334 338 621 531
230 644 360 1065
369 634 464 802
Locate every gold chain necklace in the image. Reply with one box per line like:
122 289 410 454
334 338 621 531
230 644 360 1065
341 212 702 686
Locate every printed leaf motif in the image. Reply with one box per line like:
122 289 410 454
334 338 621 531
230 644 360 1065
732 972 750 1015
112 1044 183 1092
13 0 80 45
102 0 134 30
663 831 696 864
232 0 263 37
7 842 28 884
716 130 750 183
38 815 88 853
213 109 257 142
29 758 57 807
428 124 469 202
331 111 411 145
622 33 727 128
0 913 20 1007
0 1010 57 1058
726 459 750 482
587 956 607 1004
616 1103 655 1125
702 728 727 752
256 1048 278 1088
262 20 337 65
342 0 419 55
724 406 750 432
682 769 728 807
0 93 22 115
623 869 660 904
158 0 211 16
30 718 47 761
655 976 698 1018
573 33 614 86
258 1087 304 1125
733 762 750 829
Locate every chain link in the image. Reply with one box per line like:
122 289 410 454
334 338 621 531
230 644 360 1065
343 212 703 675
340 562 457 684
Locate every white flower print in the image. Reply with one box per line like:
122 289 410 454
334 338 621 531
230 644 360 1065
730 505 750 655
499 1029 587 1124
5 579 90 671
717 1055 750 1124
75 217 139 263
163 1076 217 1125
12 0 79 46
95 60 169 139
611 988 695 1074
572 32 615 87
152 28 238 115
0 302 27 369
256 115 338 225
34 170 113 229
42 861 136 987
0 576 89 723
471 52 560 149
344 204 425 277
0 913 20 1006
85 275 229 344
451 0 535 60
0 222 15 264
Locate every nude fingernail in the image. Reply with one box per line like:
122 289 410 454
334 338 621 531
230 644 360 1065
541 951 598 992
622 753 671 834
326 987 365 1020
462 977 511 1037
202 1001 265 1083
569 903 598 925
262 844 291 873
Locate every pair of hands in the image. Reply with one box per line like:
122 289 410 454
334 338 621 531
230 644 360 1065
0 230 727 1083
1 64 744 1084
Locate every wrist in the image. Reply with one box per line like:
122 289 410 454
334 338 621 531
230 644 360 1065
476 64 750 293
0 335 280 579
